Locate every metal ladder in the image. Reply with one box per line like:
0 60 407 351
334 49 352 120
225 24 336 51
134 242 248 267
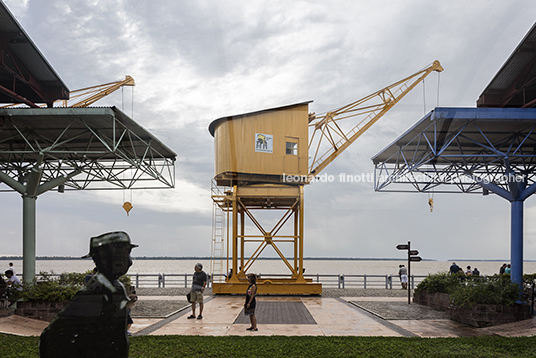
210 180 228 283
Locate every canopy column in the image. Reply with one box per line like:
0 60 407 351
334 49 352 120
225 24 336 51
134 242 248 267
510 200 523 285
22 194 37 282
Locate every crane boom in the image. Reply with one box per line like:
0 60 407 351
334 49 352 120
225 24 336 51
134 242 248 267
59 75 135 108
308 60 443 177
1 75 135 108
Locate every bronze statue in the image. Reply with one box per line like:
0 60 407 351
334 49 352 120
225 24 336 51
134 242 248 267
39 231 138 358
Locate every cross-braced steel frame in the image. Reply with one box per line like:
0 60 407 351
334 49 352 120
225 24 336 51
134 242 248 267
0 107 175 191
211 183 321 294
373 107 536 285
0 107 176 281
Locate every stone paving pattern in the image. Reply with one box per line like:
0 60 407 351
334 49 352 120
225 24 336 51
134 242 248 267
1 288 535 338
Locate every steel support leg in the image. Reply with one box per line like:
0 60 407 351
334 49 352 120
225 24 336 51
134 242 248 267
511 200 523 285
22 195 37 283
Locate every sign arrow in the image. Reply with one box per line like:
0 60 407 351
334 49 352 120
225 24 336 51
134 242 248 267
396 244 409 250
409 256 422 262
408 250 419 256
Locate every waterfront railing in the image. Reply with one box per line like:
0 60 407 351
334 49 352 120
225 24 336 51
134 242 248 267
128 273 427 290
29 272 427 289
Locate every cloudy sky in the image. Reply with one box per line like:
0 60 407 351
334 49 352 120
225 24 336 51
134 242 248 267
1 0 536 263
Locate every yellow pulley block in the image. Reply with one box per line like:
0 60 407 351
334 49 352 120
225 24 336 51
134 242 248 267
428 198 434 212
123 201 133 216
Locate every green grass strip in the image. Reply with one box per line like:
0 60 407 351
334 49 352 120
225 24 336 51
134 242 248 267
2 334 536 357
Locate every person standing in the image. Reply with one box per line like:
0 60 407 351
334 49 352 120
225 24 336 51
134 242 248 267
499 263 507 275
504 264 511 275
188 263 207 320
398 265 408 289
472 267 480 276
245 273 257 331
8 262 15 275
126 289 137 336
449 262 460 274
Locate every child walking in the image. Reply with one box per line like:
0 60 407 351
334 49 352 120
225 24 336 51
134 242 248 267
245 273 257 331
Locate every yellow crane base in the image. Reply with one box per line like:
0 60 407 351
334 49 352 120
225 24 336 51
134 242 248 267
213 279 322 295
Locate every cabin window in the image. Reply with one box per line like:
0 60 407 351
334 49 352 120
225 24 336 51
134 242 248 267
286 141 297 155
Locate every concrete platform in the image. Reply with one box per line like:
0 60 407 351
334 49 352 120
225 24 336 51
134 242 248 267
1 296 535 338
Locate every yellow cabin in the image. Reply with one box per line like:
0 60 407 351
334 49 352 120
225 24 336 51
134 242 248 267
208 101 311 186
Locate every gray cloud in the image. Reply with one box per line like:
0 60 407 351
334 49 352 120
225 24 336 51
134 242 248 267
2 0 536 262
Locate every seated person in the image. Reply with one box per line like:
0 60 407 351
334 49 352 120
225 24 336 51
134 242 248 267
84 267 97 284
4 270 22 306
5 270 21 287
0 273 7 307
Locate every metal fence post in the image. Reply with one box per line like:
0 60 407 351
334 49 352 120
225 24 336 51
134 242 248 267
185 273 188 288
531 282 535 315
364 274 367 289
135 274 139 288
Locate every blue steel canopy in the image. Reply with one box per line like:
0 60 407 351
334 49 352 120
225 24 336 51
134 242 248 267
373 107 536 198
372 107 536 285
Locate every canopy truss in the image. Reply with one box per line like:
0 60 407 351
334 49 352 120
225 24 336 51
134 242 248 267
373 107 536 197
0 106 176 193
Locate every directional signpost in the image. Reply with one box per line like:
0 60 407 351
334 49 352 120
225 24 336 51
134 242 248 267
396 241 421 304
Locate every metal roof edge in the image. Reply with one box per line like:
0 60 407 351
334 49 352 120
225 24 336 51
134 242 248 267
371 107 536 163
371 108 436 162
0 1 69 91
208 100 313 137
0 106 113 116
477 22 536 101
110 106 177 157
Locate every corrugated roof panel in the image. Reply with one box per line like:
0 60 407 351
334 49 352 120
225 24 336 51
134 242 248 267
0 2 69 101
9 43 63 82
478 23 536 107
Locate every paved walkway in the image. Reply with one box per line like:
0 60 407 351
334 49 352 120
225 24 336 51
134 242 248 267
1 296 535 338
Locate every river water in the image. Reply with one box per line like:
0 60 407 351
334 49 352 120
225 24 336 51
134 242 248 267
3 259 536 277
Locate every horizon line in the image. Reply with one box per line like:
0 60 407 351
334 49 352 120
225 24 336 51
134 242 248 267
0 256 522 262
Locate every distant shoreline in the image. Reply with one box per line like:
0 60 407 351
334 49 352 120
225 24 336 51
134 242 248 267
0 256 437 261
0 256 523 261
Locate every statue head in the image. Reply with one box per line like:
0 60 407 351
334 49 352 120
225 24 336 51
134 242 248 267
82 231 138 280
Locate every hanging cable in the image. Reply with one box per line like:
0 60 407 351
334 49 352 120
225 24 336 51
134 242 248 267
131 86 135 119
436 72 441 107
422 78 426 115
122 162 133 216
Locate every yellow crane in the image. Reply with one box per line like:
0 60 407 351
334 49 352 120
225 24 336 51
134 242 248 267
308 61 443 178
210 61 444 294
2 75 135 108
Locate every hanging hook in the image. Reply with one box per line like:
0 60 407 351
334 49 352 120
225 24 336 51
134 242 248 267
123 201 133 216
